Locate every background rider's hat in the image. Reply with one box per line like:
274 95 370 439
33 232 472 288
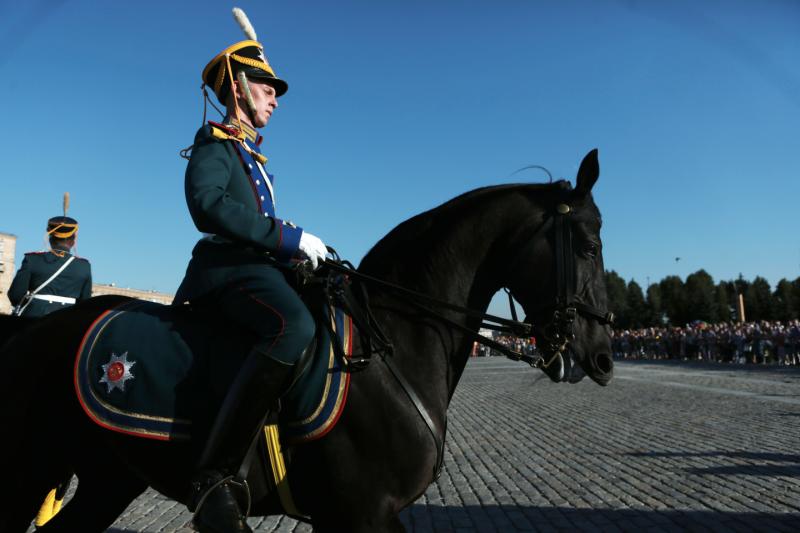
202 40 288 104
47 193 78 239
47 216 78 239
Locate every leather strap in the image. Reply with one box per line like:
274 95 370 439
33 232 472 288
323 260 532 336
381 355 444 479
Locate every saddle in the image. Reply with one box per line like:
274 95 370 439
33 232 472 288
74 296 354 444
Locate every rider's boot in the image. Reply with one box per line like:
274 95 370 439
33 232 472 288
188 352 296 533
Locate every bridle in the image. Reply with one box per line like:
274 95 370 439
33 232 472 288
312 188 614 371
295 187 614 481
505 192 615 369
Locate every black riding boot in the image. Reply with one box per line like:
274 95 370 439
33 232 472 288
188 353 295 533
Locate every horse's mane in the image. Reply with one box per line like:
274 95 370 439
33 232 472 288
359 181 569 274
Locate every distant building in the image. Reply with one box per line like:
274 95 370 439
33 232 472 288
0 230 173 314
91 284 173 305
0 233 17 314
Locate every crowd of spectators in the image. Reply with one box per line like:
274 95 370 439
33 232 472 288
471 320 800 367
612 320 800 365
473 321 800 367
473 334 536 358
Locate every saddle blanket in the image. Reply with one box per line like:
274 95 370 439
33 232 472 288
74 299 353 443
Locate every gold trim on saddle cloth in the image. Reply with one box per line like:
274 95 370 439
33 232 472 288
263 424 305 518
81 306 192 427
287 308 345 428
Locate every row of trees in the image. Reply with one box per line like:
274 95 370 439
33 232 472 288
605 270 800 329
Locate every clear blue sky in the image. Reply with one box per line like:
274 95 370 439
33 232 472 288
1 0 798 316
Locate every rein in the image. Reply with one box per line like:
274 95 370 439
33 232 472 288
292 190 614 482
305 255 540 481
313 188 616 371
320 257 543 367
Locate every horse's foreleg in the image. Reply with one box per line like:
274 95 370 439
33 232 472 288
36 470 147 533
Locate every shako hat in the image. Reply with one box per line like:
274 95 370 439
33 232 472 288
47 193 78 239
202 8 288 104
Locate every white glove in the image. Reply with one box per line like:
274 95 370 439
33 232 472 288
297 231 327 270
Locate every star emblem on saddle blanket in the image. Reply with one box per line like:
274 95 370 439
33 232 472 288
99 352 136 393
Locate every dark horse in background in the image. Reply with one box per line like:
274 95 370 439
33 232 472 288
0 150 612 532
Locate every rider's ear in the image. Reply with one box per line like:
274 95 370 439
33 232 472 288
574 149 599 198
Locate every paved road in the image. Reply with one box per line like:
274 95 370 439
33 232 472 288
36 359 800 532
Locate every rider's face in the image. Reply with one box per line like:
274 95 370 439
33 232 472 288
235 78 278 128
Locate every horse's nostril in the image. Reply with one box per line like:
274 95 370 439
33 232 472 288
593 353 613 374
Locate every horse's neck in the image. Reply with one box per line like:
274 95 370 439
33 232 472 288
362 191 533 403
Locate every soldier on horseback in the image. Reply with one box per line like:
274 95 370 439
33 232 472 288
7 195 92 318
7 195 92 526
174 9 328 533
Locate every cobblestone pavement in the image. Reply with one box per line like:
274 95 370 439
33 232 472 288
33 359 800 532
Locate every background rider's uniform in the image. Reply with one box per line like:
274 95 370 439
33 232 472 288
7 216 92 318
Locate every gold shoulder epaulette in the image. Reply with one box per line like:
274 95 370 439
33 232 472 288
208 121 268 165
210 125 238 142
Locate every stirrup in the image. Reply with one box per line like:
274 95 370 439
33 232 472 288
342 356 370 370
190 473 252 519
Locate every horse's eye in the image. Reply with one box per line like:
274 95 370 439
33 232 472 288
583 243 598 258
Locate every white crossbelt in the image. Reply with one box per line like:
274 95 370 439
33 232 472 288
13 255 76 316
32 294 77 305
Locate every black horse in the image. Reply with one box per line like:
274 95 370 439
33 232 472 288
0 150 612 532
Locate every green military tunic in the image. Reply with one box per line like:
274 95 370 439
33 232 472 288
7 249 92 317
174 122 303 304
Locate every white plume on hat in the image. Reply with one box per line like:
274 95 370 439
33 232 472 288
232 7 258 41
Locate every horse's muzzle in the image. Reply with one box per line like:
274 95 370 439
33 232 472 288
587 352 613 386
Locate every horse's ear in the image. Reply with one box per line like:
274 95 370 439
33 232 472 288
574 149 599 197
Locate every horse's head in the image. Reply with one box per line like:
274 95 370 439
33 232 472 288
505 149 614 386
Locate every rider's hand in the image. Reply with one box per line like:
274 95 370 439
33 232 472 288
297 231 327 270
